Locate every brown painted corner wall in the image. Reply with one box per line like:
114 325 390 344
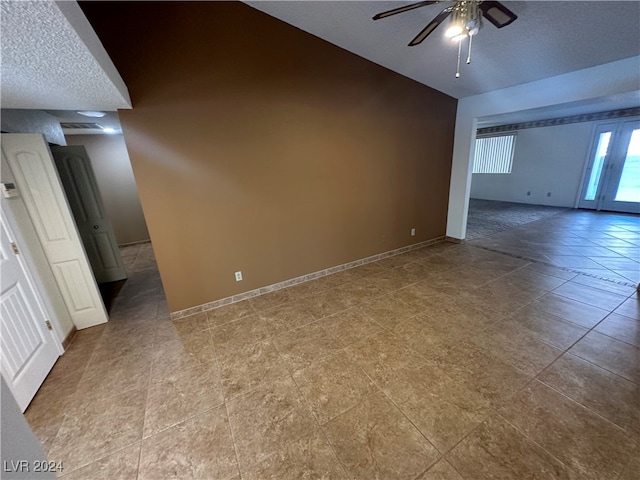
82 2 457 312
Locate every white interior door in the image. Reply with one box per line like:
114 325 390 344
0 214 60 412
50 145 127 284
1 134 108 330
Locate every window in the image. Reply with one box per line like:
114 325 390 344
473 133 516 174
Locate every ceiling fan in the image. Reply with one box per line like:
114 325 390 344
373 1 518 77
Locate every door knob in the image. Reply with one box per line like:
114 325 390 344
93 225 99 229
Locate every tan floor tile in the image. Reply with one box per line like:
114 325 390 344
242 429 346 480
394 281 444 309
227 375 317 473
472 323 562 376
138 406 238 480
143 360 224 437
322 307 382 347
367 268 416 291
528 293 609 328
448 416 578 479
284 278 330 299
206 300 255 328
539 354 640 440
443 345 533 408
595 312 640 347
553 282 627 311
74 352 153 402
151 332 217 379
569 331 640 383
48 388 146 473
297 289 359 319
60 443 141 480
273 321 343 372
345 330 427 385
25 372 82 454
342 261 389 279
89 331 156 365
615 296 640 320
521 262 577 281
431 265 501 290
498 304 589 350
217 339 289 399
496 268 568 294
393 261 438 284
171 311 209 334
250 288 300 310
460 282 540 318
570 275 637 296
292 351 375 425
26 217 639 479
381 364 490 452
619 450 640 480
257 302 316 336
498 380 637 480
323 392 439 479
421 301 495 333
418 459 463 480
210 314 270 356
355 294 423 330
339 279 392 304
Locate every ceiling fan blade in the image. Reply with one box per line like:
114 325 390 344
373 1 440 21
479 1 518 28
408 7 453 46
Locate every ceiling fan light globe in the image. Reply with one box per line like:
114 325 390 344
467 25 480 36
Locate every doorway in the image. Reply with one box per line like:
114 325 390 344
578 119 640 214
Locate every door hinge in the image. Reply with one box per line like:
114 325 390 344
45 320 53 331
10 242 19 255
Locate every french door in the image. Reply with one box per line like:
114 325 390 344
578 119 640 214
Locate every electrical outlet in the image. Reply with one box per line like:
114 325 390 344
526 191 531 196
411 228 416 236
234 271 243 282
547 192 551 197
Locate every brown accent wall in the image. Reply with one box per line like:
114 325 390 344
81 1 457 312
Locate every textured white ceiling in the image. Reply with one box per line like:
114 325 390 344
0 0 130 110
2 1 638 124
247 1 640 99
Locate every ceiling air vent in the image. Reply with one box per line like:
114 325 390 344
60 122 104 130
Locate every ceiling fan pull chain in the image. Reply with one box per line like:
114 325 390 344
467 34 473 64
455 38 462 78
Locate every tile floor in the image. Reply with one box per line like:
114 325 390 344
469 209 640 284
25 210 640 479
466 198 568 240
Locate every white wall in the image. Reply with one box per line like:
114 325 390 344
1 378 55 480
446 56 640 239
65 134 150 245
470 122 594 207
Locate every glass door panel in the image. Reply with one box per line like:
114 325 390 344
578 124 615 209
602 122 640 213
579 119 640 214
584 131 611 201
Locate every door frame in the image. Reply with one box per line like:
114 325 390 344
576 117 640 213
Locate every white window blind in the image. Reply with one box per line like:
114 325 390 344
473 133 516 174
